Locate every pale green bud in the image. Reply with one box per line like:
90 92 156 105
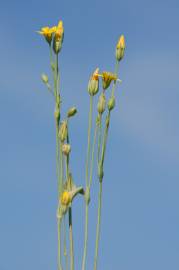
108 97 115 111
59 121 68 142
67 107 77 118
116 35 125 62
88 68 99 96
97 93 106 114
41 73 49 84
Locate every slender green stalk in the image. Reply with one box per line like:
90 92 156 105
97 115 102 164
85 95 93 186
59 142 63 194
82 203 89 270
58 218 62 270
69 206 74 270
111 60 119 97
63 216 68 270
82 95 94 270
101 113 111 168
89 123 98 189
93 112 111 270
93 182 102 270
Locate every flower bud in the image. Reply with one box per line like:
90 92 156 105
88 68 99 96
61 191 71 206
53 20 64 54
97 93 106 114
67 107 77 118
41 73 49 84
116 35 125 61
102 72 117 90
62 144 71 156
59 121 68 142
108 97 115 111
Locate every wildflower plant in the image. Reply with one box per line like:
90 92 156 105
37 19 125 270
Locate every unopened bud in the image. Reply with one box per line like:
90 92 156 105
53 20 64 54
102 72 117 90
62 144 71 156
67 107 77 118
88 68 99 96
116 35 125 61
59 121 68 142
108 97 115 111
41 73 49 84
97 93 106 114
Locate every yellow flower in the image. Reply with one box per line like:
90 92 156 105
116 35 125 49
116 35 126 61
53 20 64 54
102 72 117 90
37 26 57 44
54 20 64 40
61 191 71 206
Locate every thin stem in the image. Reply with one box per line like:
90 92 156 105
82 95 93 270
69 206 74 270
89 123 98 189
82 203 89 270
59 142 63 194
85 95 93 186
63 216 68 270
58 218 62 270
101 113 111 168
93 182 102 270
111 61 119 97
97 115 102 164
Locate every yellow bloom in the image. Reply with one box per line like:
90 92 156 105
102 71 117 90
116 35 125 49
61 191 71 206
116 35 126 61
37 26 57 44
53 20 64 54
54 20 64 40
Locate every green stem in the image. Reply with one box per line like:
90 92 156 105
85 96 93 186
82 95 93 270
59 142 63 194
82 203 89 270
111 61 119 97
63 216 68 270
97 115 102 164
89 123 98 189
69 206 74 270
101 113 111 168
58 218 62 270
93 182 102 270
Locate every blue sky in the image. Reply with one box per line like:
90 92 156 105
0 0 179 269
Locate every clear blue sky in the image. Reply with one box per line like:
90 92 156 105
0 0 179 269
